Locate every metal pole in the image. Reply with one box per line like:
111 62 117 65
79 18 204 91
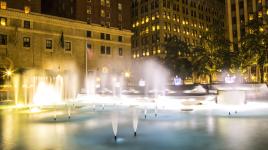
86 43 88 78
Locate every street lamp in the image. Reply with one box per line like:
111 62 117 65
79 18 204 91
5 69 13 77
124 71 130 78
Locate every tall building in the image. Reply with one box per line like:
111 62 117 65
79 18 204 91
225 0 268 82
41 0 131 30
225 0 268 50
1 0 41 13
0 7 132 90
131 0 225 59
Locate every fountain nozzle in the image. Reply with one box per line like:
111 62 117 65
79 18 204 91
134 132 137 136
114 136 117 141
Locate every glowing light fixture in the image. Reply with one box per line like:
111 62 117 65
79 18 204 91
24 6 30 14
0 17 6 26
0 1 7 9
124 72 130 78
139 79 146 87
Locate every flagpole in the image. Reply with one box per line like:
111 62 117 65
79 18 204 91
85 43 88 88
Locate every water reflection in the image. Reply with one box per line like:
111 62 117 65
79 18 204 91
1 109 268 150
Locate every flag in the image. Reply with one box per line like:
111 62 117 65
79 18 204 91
60 32 64 48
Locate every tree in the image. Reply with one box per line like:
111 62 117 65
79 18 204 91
164 36 192 83
241 14 268 83
193 22 230 84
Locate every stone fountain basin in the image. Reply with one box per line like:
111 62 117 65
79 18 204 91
217 90 246 105
214 84 268 105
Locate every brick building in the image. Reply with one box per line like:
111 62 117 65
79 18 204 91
41 0 131 30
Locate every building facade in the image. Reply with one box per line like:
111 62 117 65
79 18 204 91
226 0 268 50
0 8 132 90
131 0 225 59
41 0 131 30
225 0 268 82
1 0 41 13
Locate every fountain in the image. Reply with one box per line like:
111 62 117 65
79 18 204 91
132 109 139 136
154 105 158 117
144 107 147 119
111 112 118 141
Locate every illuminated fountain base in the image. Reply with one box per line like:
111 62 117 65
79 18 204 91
217 90 246 105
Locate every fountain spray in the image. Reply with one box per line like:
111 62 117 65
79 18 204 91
154 105 158 117
68 105 71 119
112 113 118 141
133 109 139 136
53 103 57 121
144 107 147 119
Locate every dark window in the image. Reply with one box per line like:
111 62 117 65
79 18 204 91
46 40 52 49
118 36 123 42
23 37 30 47
100 33 105 39
0 34 7 45
87 43 92 49
231 4 236 11
86 31 91 37
106 46 111 54
24 20 30 29
119 48 123 56
65 42 71 51
0 68 4 85
106 34 110 40
101 46 106 54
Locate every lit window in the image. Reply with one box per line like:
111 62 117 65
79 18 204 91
65 42 72 52
249 14 253 20
0 1 7 9
258 11 262 18
23 37 31 47
0 17 7 26
101 9 105 17
46 40 52 49
106 0 110 7
0 34 7 45
24 6 30 14
118 3 122 10
141 18 145 24
136 21 139 26
152 26 156 31
101 0 105 6
146 16 149 22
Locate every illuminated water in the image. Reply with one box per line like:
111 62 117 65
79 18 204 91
1 104 268 150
